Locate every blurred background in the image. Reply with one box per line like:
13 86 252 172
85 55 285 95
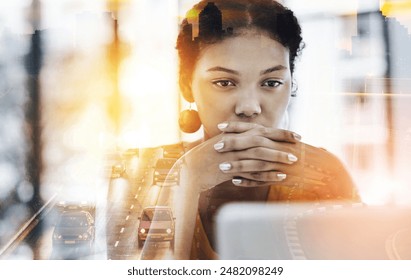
0 0 410 259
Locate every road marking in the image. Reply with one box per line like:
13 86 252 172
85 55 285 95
130 204 134 210
120 227 124 234
134 194 138 199
138 186 141 191
114 241 119 247
126 215 130 220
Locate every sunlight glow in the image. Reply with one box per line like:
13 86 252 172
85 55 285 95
117 0 180 147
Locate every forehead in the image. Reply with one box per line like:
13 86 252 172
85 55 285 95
195 32 290 72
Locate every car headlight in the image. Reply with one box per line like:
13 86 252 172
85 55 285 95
166 228 172 234
154 171 160 175
140 228 146 234
53 234 62 239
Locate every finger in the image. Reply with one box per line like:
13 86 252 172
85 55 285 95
214 135 297 153
234 171 288 182
231 173 313 188
217 121 260 133
218 121 301 142
244 147 298 163
218 158 297 174
231 177 283 187
215 135 270 152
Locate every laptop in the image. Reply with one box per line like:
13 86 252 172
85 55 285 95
216 201 411 260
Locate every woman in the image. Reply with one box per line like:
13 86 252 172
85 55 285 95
154 0 359 260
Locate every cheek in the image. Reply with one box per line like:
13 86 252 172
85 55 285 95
263 93 291 126
193 83 233 129
196 96 231 135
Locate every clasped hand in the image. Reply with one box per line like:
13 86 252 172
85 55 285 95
183 121 324 192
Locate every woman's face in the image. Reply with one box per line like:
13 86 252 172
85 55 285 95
191 31 292 139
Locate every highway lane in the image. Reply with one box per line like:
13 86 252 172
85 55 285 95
106 175 147 260
103 146 165 259
8 146 173 260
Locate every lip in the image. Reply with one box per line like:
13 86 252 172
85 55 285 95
229 118 268 126
229 116 260 122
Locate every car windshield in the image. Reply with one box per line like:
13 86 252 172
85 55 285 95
155 159 176 169
142 209 172 221
59 214 89 227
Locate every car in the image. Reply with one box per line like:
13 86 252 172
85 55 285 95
111 162 126 178
55 200 96 217
55 200 96 219
162 143 184 159
52 210 95 253
153 158 179 185
137 206 175 250
104 151 124 178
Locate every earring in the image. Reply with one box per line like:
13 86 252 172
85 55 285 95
178 104 201 133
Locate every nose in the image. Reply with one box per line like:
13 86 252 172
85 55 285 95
234 88 262 118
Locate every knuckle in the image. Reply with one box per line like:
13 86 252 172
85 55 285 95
257 126 267 135
254 136 266 146
236 161 245 171
252 147 266 158
224 151 236 162
256 160 268 170
250 172 262 180
280 129 289 138
230 122 239 130
223 136 234 148
277 129 292 141
271 152 282 162
272 143 292 154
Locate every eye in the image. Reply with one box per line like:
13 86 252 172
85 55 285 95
212 80 236 88
261 80 282 88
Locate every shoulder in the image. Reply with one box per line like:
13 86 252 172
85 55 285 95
270 143 359 201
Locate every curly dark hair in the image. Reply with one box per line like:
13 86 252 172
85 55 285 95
176 0 305 102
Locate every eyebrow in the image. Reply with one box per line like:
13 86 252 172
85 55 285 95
260 65 288 75
206 65 288 76
206 66 239 75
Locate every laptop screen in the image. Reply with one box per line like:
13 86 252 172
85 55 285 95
216 201 411 260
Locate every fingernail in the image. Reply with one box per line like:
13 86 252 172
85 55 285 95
288 153 298 162
217 122 228 130
219 162 231 171
277 173 287 180
292 132 301 140
214 141 224 150
232 178 242 185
